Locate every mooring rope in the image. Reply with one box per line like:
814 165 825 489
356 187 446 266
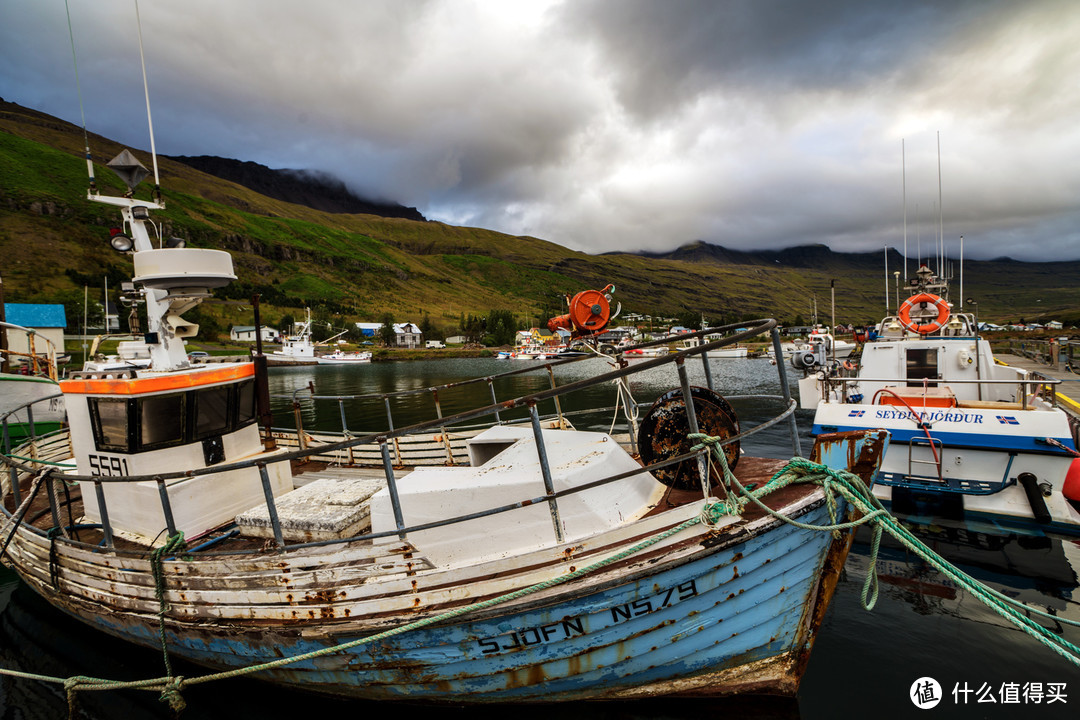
688 434 1080 667
0 442 1077 714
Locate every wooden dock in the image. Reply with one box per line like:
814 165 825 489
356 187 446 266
996 353 1080 417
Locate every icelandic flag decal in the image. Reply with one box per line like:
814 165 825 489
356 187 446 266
848 410 865 417
996 416 1020 425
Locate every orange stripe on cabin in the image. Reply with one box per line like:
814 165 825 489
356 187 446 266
60 363 254 395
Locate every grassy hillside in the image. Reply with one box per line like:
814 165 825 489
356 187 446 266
2 99 1078 337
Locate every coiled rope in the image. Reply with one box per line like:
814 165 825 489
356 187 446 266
0 441 1077 714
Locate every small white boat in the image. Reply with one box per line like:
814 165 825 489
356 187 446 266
678 336 747 358
805 326 854 360
316 349 372 364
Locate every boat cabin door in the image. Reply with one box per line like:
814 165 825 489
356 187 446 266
906 348 939 387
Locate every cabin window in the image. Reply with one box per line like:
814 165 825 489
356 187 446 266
139 393 186 450
195 385 231 439
90 398 132 452
906 348 938 386
88 380 254 454
236 380 256 427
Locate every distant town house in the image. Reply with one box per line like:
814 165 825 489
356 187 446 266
393 322 423 348
354 323 382 338
230 325 281 343
528 328 560 347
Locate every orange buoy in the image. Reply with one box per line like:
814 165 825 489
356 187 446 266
1064 458 1080 502
897 292 950 335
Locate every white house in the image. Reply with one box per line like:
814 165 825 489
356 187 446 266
230 325 281 343
393 322 423 348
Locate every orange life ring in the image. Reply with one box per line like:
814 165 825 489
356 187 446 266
897 292 950 335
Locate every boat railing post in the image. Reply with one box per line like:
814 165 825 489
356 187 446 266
379 439 407 540
93 480 115 548
676 357 710 489
487 379 502 425
771 327 803 457
45 472 64 536
2 418 19 507
292 390 307 451
338 399 349 436
529 403 564 544
338 399 354 465
154 476 178 538
257 462 284 548
700 345 714 392
431 389 455 464
546 365 567 429
26 406 38 465
383 397 401 464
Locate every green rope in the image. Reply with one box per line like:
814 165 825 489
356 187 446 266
689 432 1080 667
3 443 1079 712
149 532 187 712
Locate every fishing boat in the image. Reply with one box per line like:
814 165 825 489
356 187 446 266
269 309 318 365
679 337 747 359
798 263 1080 534
316 349 372 364
0 321 65 444
0 147 900 705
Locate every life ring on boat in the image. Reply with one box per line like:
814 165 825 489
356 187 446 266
897 292 950 335
842 360 855 371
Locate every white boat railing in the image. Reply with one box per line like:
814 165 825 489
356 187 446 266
820 374 1062 411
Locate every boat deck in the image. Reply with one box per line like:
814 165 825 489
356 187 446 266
5 451 806 557
996 353 1080 416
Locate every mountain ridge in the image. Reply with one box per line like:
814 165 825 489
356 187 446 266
1 97 1078 332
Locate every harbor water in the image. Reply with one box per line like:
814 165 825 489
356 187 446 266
1 357 1078 718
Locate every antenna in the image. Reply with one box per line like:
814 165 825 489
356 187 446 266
134 0 160 194
64 0 96 193
937 131 943 276
902 138 907 281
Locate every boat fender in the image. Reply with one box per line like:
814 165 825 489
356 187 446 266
1018 472 1052 524
1064 459 1080 502
897 292 950 335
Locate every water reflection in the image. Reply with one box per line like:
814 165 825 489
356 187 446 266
267 357 802 458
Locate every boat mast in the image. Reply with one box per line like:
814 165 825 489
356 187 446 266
134 0 160 197
902 138 907 281
937 131 944 280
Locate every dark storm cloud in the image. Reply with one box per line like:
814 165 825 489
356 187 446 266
1 0 1078 260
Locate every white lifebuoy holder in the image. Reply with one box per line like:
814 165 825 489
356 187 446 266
898 292 950 335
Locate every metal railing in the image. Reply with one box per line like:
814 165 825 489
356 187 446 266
819 374 1063 411
0 320 802 557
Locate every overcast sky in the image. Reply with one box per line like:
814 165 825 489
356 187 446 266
3 0 1079 261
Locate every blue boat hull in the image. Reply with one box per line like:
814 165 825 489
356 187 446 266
78 498 845 702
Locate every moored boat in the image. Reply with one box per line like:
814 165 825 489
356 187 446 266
798 263 1080 533
0 147 901 704
269 309 319 365
316 349 372 364
0 321 66 444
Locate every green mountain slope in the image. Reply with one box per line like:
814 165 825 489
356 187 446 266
2 99 1078 334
